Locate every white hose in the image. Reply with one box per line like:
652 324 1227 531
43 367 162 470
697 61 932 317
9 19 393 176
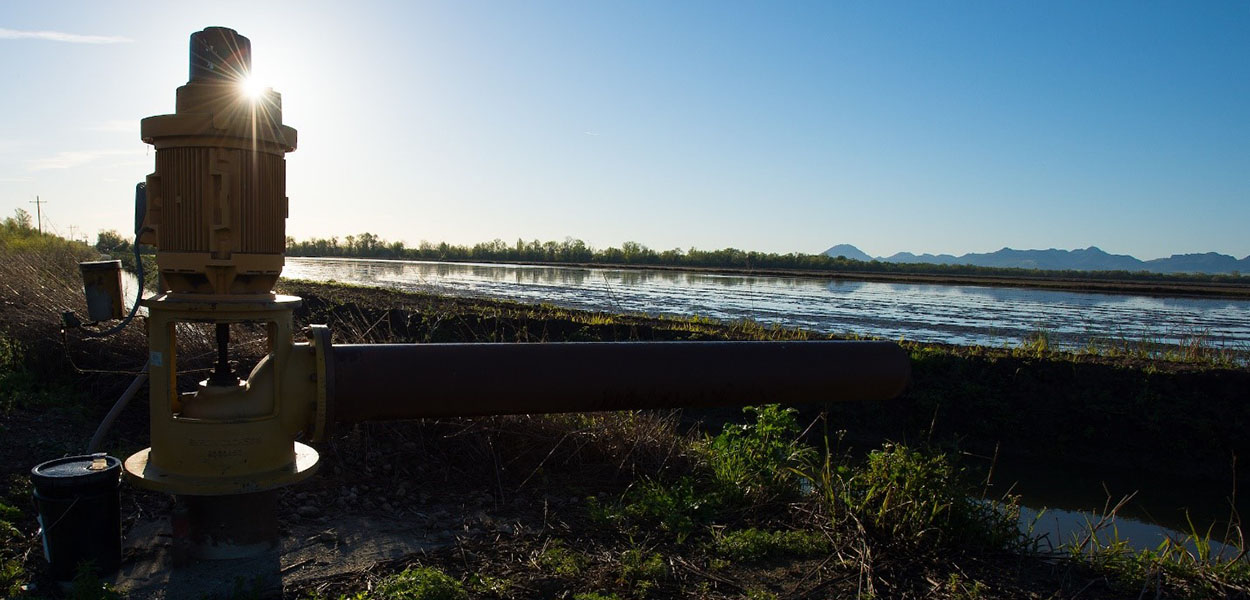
87 360 150 453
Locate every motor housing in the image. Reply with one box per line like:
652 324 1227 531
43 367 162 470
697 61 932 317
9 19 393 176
138 26 297 296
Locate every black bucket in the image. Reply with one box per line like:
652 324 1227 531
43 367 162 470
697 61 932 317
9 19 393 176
30 454 122 581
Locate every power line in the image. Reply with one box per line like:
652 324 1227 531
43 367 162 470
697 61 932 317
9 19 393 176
29 196 47 235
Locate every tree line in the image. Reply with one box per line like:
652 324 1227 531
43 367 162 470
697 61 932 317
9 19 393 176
285 233 1248 285
7 215 1245 287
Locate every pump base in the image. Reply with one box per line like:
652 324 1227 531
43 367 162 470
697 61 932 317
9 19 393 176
174 492 280 561
123 442 319 495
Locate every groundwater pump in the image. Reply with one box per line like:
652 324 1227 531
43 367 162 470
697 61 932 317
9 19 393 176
91 27 911 560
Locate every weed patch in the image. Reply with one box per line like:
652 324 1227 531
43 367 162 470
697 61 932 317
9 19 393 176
571 593 620 600
464 572 512 595
589 405 814 544
1064 508 1250 597
349 566 466 600
615 548 665 597
702 405 815 504
66 562 123 600
713 528 830 561
808 443 1024 552
536 538 587 577
592 476 722 543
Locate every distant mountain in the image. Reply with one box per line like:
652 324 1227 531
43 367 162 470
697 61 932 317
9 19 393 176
882 251 960 265
822 244 874 262
1145 253 1248 274
954 246 1146 271
822 244 1249 275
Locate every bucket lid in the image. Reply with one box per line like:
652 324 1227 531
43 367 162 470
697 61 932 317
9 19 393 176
31 454 121 490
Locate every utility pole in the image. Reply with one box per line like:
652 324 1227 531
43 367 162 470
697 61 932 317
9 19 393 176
29 196 47 235
69 225 79 243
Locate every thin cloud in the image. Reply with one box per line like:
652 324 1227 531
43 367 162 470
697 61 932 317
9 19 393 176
26 149 144 171
89 120 136 133
0 28 132 44
100 158 150 170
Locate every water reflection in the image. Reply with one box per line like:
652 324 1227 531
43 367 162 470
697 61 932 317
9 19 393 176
285 258 1250 351
824 280 866 293
978 455 1247 555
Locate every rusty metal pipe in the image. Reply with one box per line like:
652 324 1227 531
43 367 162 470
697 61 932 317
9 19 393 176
331 341 910 423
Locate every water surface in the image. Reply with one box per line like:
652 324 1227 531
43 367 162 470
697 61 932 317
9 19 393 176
285 257 1250 351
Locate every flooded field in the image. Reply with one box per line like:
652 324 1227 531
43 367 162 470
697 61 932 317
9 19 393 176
285 257 1250 352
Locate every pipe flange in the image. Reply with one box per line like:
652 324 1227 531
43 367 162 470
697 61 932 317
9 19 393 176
308 324 334 442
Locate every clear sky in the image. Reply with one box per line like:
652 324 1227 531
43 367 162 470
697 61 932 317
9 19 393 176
2 1 1247 259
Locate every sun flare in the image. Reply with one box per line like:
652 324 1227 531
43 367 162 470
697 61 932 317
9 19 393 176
239 76 266 100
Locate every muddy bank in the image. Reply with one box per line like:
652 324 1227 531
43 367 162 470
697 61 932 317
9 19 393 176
829 347 1250 484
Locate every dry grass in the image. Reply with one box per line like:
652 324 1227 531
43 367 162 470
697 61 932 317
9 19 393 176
0 232 156 378
0 230 269 383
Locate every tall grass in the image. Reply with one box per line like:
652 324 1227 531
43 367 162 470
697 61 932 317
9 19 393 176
1011 327 1248 367
1065 496 1250 597
801 443 1027 554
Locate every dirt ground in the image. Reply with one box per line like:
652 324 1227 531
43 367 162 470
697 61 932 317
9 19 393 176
4 279 1246 599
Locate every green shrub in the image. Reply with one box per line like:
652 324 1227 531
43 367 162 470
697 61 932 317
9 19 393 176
622 477 723 543
809 444 1022 551
591 405 816 544
704 405 814 503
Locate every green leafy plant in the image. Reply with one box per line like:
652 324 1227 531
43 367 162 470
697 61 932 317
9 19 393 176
536 539 587 577
617 477 724 543
591 405 818 545
350 567 467 600
703 405 815 503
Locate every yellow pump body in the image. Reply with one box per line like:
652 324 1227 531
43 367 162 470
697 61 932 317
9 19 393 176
124 27 326 496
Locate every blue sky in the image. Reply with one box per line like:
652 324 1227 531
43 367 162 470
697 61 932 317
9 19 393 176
2 1 1247 259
